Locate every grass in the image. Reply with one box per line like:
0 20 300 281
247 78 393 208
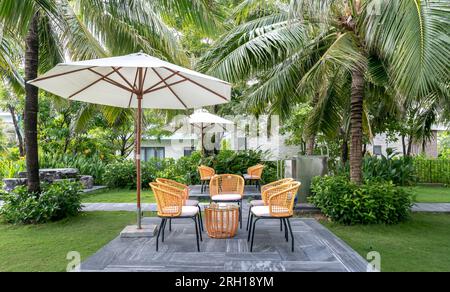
404 185 450 203
0 212 137 272
82 188 155 203
322 213 450 272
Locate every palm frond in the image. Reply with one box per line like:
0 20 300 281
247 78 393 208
361 0 450 99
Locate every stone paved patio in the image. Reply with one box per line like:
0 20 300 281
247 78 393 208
81 202 368 272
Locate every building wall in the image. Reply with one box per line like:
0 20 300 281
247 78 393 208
366 131 439 158
140 139 196 160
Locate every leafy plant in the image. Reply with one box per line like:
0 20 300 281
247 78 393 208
310 175 413 225
0 181 83 224
40 153 108 184
332 151 417 186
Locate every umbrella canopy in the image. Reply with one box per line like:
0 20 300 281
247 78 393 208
188 108 234 125
187 109 233 153
29 53 231 109
29 53 231 228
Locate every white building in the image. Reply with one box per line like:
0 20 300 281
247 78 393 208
366 124 447 158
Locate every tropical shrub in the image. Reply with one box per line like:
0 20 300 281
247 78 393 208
0 181 83 224
362 152 416 186
0 157 25 181
310 176 413 225
40 153 108 184
102 150 278 188
331 151 416 186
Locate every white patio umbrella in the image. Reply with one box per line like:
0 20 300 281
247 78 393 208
187 108 233 153
29 53 231 228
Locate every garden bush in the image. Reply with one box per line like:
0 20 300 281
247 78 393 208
40 153 108 184
310 176 413 225
0 181 83 224
101 150 278 188
331 151 417 186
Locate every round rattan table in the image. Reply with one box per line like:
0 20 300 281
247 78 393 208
205 203 239 238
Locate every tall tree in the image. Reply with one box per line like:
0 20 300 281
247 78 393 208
0 0 219 193
198 0 449 184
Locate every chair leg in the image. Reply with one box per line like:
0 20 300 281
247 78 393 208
197 205 204 232
286 218 295 252
169 218 172 232
250 218 260 252
280 218 283 231
193 217 200 252
156 218 165 252
246 207 252 231
239 200 243 229
247 213 253 241
161 218 167 242
197 214 203 241
282 218 288 242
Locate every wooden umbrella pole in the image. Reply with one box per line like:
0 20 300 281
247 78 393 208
136 68 143 229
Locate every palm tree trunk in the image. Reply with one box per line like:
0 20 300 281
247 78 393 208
24 12 40 194
306 94 319 155
349 67 364 184
7 104 24 156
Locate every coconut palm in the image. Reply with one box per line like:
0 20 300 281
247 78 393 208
0 0 219 193
198 0 449 184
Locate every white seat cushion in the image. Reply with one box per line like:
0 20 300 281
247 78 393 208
250 200 264 206
243 174 259 179
162 206 198 217
201 176 211 180
211 194 242 201
251 206 289 217
185 199 199 206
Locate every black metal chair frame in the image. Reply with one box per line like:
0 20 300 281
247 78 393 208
247 212 295 252
200 179 210 193
156 213 203 252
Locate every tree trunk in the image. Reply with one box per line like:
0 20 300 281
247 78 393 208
24 12 40 194
401 135 406 156
7 104 24 156
349 67 364 184
305 135 316 155
306 94 319 155
341 138 349 165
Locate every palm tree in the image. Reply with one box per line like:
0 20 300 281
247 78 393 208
0 0 219 193
198 0 449 184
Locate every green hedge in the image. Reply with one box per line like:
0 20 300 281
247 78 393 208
310 176 413 225
414 157 450 184
103 150 278 189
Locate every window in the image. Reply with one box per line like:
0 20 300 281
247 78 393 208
373 145 382 155
184 147 195 157
141 147 165 161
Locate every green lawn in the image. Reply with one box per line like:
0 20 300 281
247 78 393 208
0 212 137 272
405 185 450 203
322 213 450 272
82 188 156 203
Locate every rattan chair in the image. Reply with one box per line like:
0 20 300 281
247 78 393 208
243 164 264 191
198 165 215 193
150 182 202 252
155 178 204 231
209 174 245 228
246 178 294 231
248 181 301 252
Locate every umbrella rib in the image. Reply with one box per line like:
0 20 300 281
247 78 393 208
151 68 187 109
88 68 133 93
144 79 188 94
128 69 140 108
142 71 178 94
30 66 96 83
113 67 135 90
68 67 122 99
162 67 229 101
